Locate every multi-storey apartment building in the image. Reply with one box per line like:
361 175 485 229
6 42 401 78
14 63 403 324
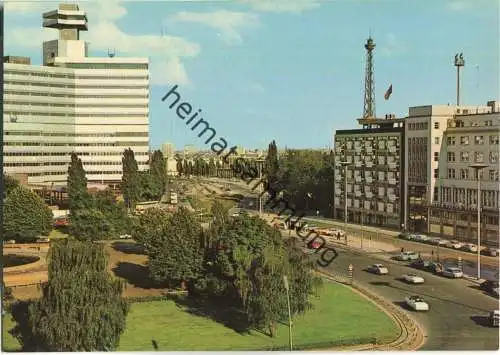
404 101 499 245
334 115 405 228
161 142 175 158
3 3 149 187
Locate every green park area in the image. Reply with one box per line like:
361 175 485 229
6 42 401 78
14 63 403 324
3 281 399 352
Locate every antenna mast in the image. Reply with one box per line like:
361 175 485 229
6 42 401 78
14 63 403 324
363 37 376 119
454 52 465 105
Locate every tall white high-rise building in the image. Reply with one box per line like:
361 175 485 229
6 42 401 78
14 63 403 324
161 142 174 158
3 3 149 187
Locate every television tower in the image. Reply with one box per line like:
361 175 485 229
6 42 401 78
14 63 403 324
454 52 465 105
362 37 376 119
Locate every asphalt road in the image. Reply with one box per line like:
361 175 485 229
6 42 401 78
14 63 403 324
315 245 499 350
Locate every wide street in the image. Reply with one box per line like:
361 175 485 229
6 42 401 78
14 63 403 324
315 244 499 350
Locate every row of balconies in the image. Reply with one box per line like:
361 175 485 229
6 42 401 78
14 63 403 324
335 175 398 184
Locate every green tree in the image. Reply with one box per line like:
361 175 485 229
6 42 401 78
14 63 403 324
132 207 170 253
2 174 20 198
176 156 184 176
208 158 216 177
147 207 204 288
28 240 128 351
183 160 190 176
70 209 114 241
122 148 139 209
67 153 92 212
93 190 130 236
150 150 167 196
265 140 280 196
3 186 53 242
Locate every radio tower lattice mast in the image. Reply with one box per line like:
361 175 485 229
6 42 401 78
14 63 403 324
363 37 376 118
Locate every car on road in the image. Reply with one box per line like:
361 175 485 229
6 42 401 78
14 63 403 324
367 264 389 275
442 267 463 278
461 243 478 252
395 251 419 261
426 237 442 245
445 240 463 249
483 247 499 257
404 295 429 311
480 280 499 295
410 259 444 274
119 234 132 239
398 231 411 240
414 234 430 243
401 273 425 284
437 239 450 246
489 310 499 327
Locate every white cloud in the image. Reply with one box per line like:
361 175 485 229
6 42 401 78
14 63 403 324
4 0 200 85
169 10 259 45
446 1 468 11
239 0 320 13
380 33 409 57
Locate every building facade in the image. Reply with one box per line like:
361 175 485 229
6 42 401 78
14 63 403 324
161 142 175 158
404 101 499 245
334 115 405 229
3 3 149 187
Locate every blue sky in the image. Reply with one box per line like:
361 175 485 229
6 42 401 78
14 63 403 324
4 0 499 151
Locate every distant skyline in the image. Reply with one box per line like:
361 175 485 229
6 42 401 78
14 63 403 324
4 0 499 151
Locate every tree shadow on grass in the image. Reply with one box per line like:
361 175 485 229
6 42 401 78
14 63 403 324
112 262 164 289
111 241 146 255
167 294 254 335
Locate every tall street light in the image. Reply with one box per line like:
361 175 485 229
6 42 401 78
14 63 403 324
338 162 352 242
470 163 487 280
283 275 293 351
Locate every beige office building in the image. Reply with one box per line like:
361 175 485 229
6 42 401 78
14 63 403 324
3 3 149 187
405 101 499 245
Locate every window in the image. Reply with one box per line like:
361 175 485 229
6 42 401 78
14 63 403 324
475 152 484 163
490 135 499 145
460 136 469 145
489 170 499 181
434 137 440 144
434 169 439 178
490 151 499 163
485 120 493 126
447 136 456 145
447 168 456 179
460 151 469 162
460 169 469 179
475 136 484 145
433 122 439 129
434 152 439 161
447 152 455 162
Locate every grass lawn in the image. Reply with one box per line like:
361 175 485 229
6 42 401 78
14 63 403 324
117 281 399 351
2 313 22 352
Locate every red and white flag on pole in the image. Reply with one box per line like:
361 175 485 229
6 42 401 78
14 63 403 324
384 84 393 100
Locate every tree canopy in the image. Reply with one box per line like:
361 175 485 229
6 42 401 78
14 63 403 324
3 186 53 242
27 240 128 351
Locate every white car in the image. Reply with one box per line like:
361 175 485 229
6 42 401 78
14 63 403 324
119 234 132 239
442 267 463 278
396 251 419 261
414 234 429 242
462 243 478 252
438 239 449 246
445 240 463 249
367 264 389 275
405 295 429 311
401 273 425 284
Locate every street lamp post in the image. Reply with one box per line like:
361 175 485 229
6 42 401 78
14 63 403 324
470 163 487 280
283 276 293 351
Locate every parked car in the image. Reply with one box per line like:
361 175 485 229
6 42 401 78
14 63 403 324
36 237 50 243
367 264 389 275
401 273 425 284
119 234 132 239
398 232 411 240
414 234 430 243
445 240 463 249
480 280 499 295
483 247 499 257
489 310 499 327
442 267 463 278
4 240 16 244
437 239 450 246
461 243 478 252
404 295 429 311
